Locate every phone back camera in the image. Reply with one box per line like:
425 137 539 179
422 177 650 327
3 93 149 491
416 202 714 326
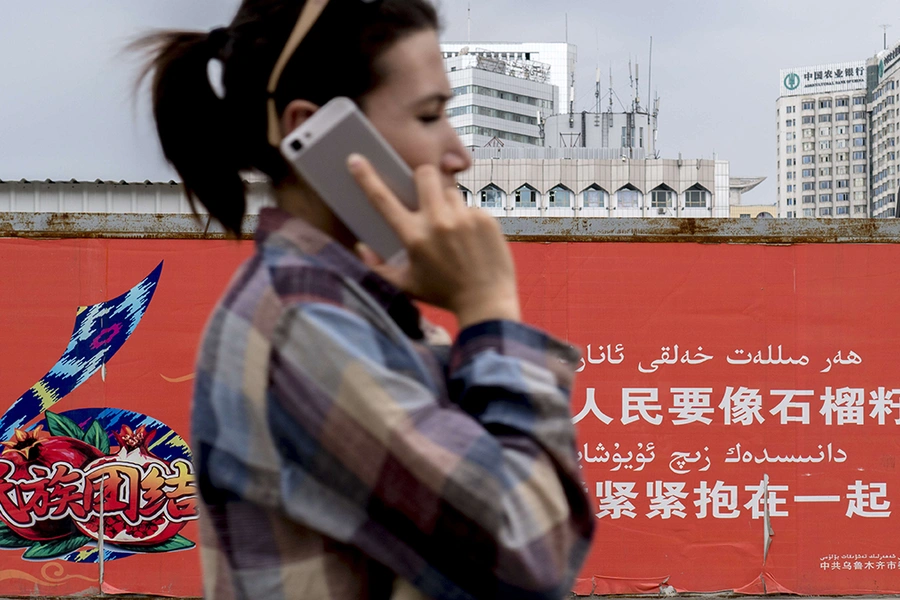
290 139 303 152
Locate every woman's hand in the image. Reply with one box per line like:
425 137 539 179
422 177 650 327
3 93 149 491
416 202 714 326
348 154 521 329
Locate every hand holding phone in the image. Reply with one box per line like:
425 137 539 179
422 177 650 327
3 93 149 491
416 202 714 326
347 155 521 329
280 97 417 261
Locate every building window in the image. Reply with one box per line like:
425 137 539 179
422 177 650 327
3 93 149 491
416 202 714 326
836 98 849 107
836 180 850 188
479 184 504 208
818 167 832 176
854 205 868 213
786 198 797 206
852 151 867 160
836 152 849 161
819 140 832 150
854 97 866 105
802 169 814 177
819 114 832 123
785 158 796 166
819 154 832 163
650 187 674 209
457 185 471 204
802 195 816 203
684 184 710 208
836 193 850 201
785 105 796 113
803 128 815 138
854 191 867 200
819 127 831 136
582 185 608 208
819 100 833 109
803 208 815 216
616 186 643 209
787 211 796 218
819 180 832 189
853 137 866 147
802 116 816 124
802 155 814 164
819 207 833 216
548 185 573 208
853 178 866 186
802 101 815 110
785 118 796 127
853 164 867 173
451 85 553 111
514 184 539 207
853 111 866 119
836 126 848 135
835 112 849 121
819 194 833 203
853 124 867 133
836 206 849 215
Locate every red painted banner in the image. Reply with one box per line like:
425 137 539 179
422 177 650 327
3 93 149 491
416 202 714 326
1 238 899 596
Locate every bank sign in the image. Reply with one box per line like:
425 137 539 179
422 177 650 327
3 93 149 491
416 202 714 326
780 61 867 97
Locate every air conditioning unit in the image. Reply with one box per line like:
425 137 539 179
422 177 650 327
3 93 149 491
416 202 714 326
657 208 667 215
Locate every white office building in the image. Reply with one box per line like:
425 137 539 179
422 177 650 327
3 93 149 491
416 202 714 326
444 53 557 149
441 42 577 112
455 149 740 219
776 62 870 219
867 42 900 218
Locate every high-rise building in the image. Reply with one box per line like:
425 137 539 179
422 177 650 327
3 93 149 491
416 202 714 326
867 41 900 218
441 42 577 111
775 62 869 219
443 52 557 149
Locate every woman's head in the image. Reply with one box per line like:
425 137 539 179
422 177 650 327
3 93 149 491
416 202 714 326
137 0 467 235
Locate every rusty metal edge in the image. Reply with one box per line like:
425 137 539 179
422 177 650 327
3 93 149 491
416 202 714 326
3 213 900 243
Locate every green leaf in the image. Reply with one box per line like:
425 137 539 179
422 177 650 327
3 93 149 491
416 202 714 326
83 420 111 454
44 411 86 440
22 534 92 560
112 534 195 553
0 522 31 549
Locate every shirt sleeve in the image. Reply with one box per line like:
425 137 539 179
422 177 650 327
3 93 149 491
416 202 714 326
266 300 593 600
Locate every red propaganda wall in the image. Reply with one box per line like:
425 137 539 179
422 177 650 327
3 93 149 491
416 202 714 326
2 237 900 596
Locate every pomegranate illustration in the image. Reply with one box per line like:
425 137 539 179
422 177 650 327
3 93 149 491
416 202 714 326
0 425 104 541
76 424 188 546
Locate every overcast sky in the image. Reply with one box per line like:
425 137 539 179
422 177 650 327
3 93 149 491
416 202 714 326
2 1 900 205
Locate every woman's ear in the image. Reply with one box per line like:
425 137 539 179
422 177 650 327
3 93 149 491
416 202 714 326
281 99 320 137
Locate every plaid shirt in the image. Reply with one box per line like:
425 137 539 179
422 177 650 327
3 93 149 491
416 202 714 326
192 207 593 600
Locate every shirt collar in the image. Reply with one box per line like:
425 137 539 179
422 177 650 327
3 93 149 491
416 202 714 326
256 207 423 340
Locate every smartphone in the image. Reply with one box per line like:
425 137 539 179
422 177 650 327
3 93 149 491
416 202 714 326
280 97 417 262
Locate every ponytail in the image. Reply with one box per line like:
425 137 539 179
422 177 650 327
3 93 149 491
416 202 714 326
132 0 440 237
133 31 247 236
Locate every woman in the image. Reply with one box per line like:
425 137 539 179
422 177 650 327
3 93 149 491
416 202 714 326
138 1 592 598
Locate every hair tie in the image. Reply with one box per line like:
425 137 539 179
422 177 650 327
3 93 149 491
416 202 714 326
206 28 232 101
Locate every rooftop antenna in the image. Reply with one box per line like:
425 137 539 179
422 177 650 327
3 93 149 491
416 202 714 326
635 63 641 112
595 67 602 113
881 24 891 50
467 3 471 44
647 37 653 115
628 58 635 112
608 65 614 113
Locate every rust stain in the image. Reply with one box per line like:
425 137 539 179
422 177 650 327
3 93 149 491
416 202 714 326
2 213 900 244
